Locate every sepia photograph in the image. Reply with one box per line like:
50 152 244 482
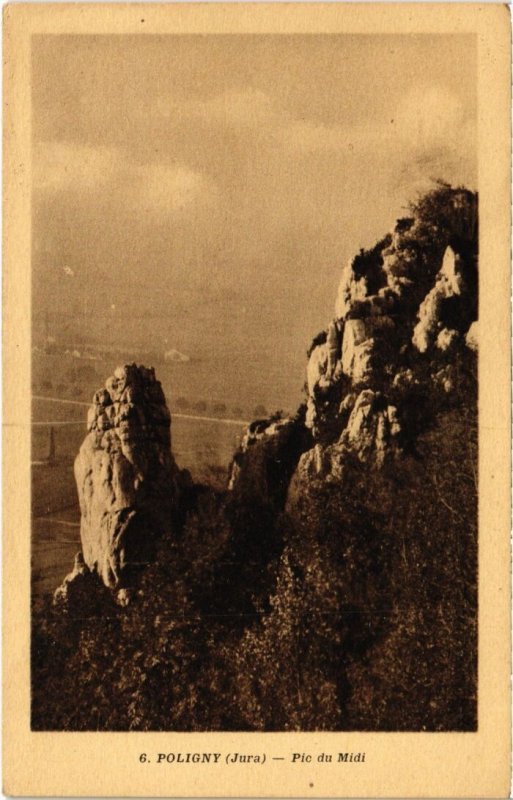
3 4 511 797
30 30 480 733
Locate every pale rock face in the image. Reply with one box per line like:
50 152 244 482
436 328 460 352
341 320 378 386
339 392 357 416
340 390 400 466
305 332 344 431
341 319 368 375
340 317 394 383
348 338 375 383
335 258 369 319
347 339 375 384
326 319 342 374
305 398 317 431
412 246 463 353
465 321 478 351
289 389 401 499
74 364 181 589
439 245 464 294
298 191 477 483
307 344 329 396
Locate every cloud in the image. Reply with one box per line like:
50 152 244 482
393 86 467 151
129 163 217 213
281 85 474 159
198 88 282 129
34 140 217 217
33 142 117 193
158 88 282 131
165 83 475 192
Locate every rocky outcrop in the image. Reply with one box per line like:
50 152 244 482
339 390 401 464
42 183 478 737
341 317 395 382
55 185 478 604
228 411 311 509
221 186 478 514
288 389 401 504
298 185 478 479
72 364 182 592
412 246 464 353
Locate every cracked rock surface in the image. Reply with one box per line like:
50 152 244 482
73 364 181 590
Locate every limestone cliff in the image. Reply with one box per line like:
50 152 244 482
295 184 477 484
228 184 477 503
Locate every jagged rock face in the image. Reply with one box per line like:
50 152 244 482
302 186 478 470
341 317 395 383
74 364 181 590
335 259 370 320
228 412 311 508
289 389 401 504
339 390 401 465
305 334 345 433
412 246 464 353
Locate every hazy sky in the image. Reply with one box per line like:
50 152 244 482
32 34 477 408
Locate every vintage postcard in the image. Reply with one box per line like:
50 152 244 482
3 3 511 797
